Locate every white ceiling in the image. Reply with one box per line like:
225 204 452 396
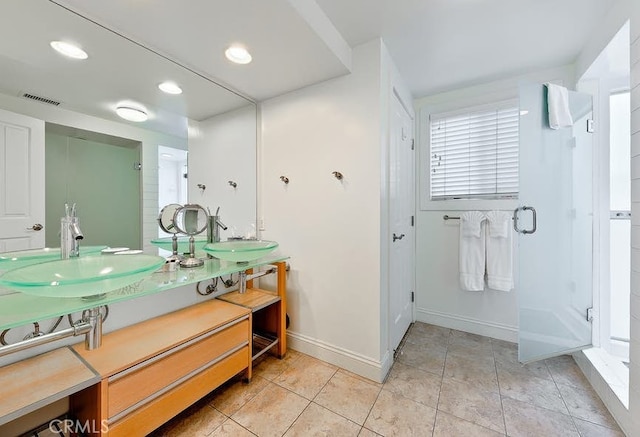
0 0 622 135
317 0 619 97
56 0 619 101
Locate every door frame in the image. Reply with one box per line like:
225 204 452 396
387 88 416 355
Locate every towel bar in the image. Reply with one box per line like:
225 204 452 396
443 214 514 221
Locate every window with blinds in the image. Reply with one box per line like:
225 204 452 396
429 100 519 200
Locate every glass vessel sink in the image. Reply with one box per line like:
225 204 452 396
150 236 208 253
0 254 165 298
203 240 278 263
0 245 107 271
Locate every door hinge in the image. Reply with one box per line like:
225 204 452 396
410 139 415 150
587 119 595 133
133 162 142 170
586 307 594 322
411 291 415 303
411 215 414 227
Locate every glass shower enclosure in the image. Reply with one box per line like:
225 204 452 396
517 83 594 362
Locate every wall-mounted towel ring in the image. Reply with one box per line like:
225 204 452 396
228 181 237 188
280 176 289 184
197 183 206 191
332 171 343 180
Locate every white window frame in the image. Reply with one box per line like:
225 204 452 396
419 99 520 211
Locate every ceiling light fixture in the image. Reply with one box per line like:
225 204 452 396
160 153 174 158
116 105 148 122
225 45 252 64
50 41 88 60
158 81 182 95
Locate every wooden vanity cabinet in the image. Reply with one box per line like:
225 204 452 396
71 299 251 436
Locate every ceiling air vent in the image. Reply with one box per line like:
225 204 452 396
22 93 61 106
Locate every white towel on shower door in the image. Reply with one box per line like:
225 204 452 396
459 211 486 291
485 211 514 292
545 83 573 130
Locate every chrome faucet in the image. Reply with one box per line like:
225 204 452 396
61 203 84 259
207 206 228 243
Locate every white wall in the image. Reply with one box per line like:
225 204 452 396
413 65 575 341
260 39 394 381
575 0 633 82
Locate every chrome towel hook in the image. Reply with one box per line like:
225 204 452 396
280 176 289 184
228 180 237 188
332 171 343 180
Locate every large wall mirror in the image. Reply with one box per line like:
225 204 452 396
0 0 257 255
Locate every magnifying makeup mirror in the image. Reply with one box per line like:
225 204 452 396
173 204 208 268
158 203 183 262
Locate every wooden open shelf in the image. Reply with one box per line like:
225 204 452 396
217 261 287 361
217 288 280 312
0 348 99 426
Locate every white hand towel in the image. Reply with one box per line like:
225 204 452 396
545 83 573 130
459 211 486 291
485 210 510 238
486 211 514 292
460 210 485 238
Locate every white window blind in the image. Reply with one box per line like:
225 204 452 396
430 100 519 200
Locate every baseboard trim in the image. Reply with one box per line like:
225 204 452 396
415 308 518 342
287 331 390 383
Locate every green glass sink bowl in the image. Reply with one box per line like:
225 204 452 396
0 254 165 298
150 236 208 253
0 245 107 271
203 240 278 263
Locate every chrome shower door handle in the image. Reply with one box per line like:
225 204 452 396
513 206 537 234
393 233 405 242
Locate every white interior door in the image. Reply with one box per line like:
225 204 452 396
0 108 45 252
389 92 415 352
517 83 593 362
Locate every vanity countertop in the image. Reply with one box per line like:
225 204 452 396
0 254 288 331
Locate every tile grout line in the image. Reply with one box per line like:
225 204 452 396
360 388 384 435
311 370 383 429
546 359 584 436
279 401 314 437
492 339 509 437
431 331 452 437
212 417 259 437
275 365 339 436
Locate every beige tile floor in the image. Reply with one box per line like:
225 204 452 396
149 322 625 436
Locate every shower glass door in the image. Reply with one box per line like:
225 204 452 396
517 83 593 362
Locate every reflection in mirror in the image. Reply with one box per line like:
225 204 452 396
159 146 188 213
0 0 257 258
45 123 141 249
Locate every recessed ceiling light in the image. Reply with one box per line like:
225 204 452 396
50 41 88 60
225 45 252 64
158 81 182 95
116 105 148 122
